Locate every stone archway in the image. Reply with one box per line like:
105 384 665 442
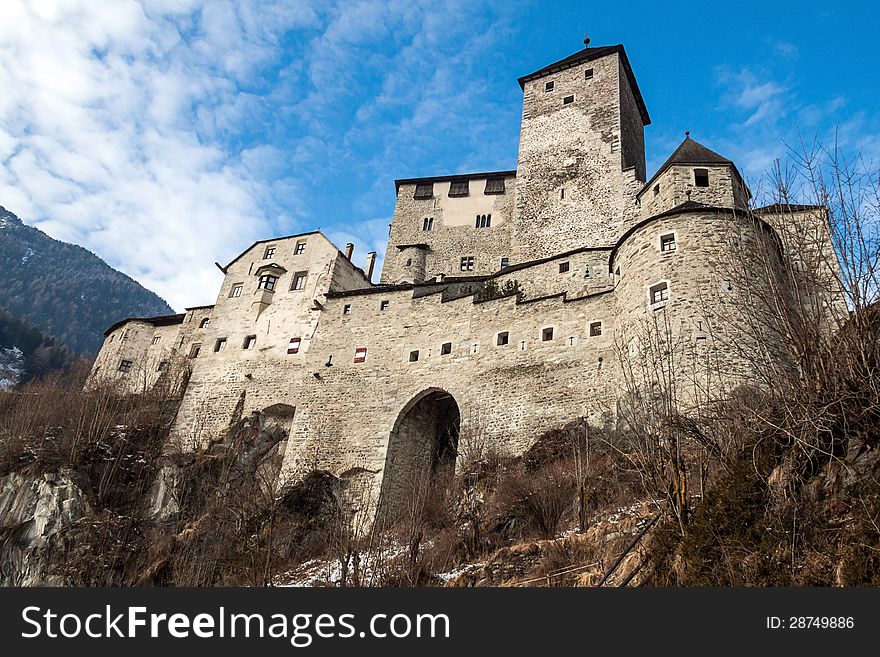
377 388 460 521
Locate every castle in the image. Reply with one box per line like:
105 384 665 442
88 38 839 518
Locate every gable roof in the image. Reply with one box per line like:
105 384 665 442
517 44 650 125
217 230 323 272
640 136 744 195
104 313 185 337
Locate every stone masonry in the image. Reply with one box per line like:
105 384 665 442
88 39 843 520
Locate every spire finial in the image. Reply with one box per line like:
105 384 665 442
685 129 690 138
583 30 590 48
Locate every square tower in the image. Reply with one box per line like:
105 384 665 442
513 44 650 259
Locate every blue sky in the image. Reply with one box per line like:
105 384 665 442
0 0 877 310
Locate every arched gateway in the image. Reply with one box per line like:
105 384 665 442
377 388 460 521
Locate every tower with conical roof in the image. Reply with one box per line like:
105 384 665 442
512 37 650 259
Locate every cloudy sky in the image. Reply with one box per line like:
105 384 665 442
0 0 877 310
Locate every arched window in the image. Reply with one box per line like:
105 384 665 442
199 318 210 329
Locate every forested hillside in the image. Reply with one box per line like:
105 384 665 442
0 206 173 354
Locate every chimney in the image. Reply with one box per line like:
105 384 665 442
365 251 377 282
344 243 354 260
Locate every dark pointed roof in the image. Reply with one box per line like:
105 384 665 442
640 136 743 195
517 44 650 125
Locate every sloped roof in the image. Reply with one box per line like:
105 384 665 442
104 313 185 336
517 44 650 125
641 136 743 194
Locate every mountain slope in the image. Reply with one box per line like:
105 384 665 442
0 304 77 387
0 205 173 355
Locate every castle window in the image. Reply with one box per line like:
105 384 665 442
422 217 434 231
653 184 660 196
118 359 133 373
448 180 469 197
243 335 256 350
650 282 669 304
694 168 709 187
343 304 351 315
475 214 491 228
199 317 210 328
584 68 594 79
157 361 167 372
559 261 570 274
500 257 510 269
589 322 602 337
258 274 277 291
441 342 452 355
263 245 276 259
460 256 475 271
214 338 227 352
288 337 301 354
614 267 621 287
485 178 505 195
354 347 367 363
563 95 575 105
151 336 161 345
380 300 389 311
189 344 201 358
414 183 433 199
408 350 419 362
582 264 591 278
405 258 412 267
291 271 308 291
496 331 509 346
544 80 554 92
109 335 114 343
660 233 677 252
294 241 306 255
542 327 554 342
230 284 243 298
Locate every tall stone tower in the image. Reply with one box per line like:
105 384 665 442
512 39 650 260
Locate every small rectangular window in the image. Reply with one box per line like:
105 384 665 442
653 184 660 196
484 178 505 195
380 300 389 311
214 338 227 352
422 217 434 231
294 241 306 255
264 245 276 259
589 322 602 337
584 68 594 79
544 80 554 91
460 256 475 271
230 284 243 298
694 168 710 187
542 327 554 342
563 95 575 105
660 233 677 252
118 359 133 373
354 347 367 363
413 183 433 199
258 274 277 291
448 180 469 197
409 350 419 362
650 282 670 304
440 342 452 355
288 337 301 354
157 361 168 372
500 257 509 269
243 335 256 350
559 261 570 274
497 331 509 346
189 344 201 358
291 271 308 291
151 336 161 345
343 304 352 315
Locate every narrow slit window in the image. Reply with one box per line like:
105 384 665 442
653 184 660 196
